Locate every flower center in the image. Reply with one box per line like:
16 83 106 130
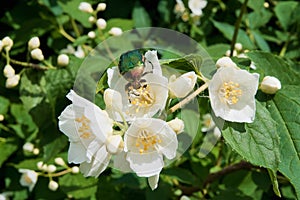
75 115 93 139
24 174 33 184
219 81 242 105
135 130 161 154
128 84 154 112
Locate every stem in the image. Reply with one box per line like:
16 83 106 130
98 29 118 66
59 27 75 42
2 53 50 70
169 82 209 113
230 0 249 57
279 35 290 57
71 18 81 38
39 168 72 178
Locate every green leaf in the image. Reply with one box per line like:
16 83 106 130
248 9 272 29
274 1 299 31
267 169 281 197
246 51 300 85
265 85 300 198
132 3 152 27
0 96 10 114
57 0 92 28
106 18 134 32
59 173 98 199
0 138 18 167
163 167 198 185
252 31 270 52
205 44 230 60
212 20 255 49
222 102 280 172
43 135 68 162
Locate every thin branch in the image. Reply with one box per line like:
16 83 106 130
230 0 249 57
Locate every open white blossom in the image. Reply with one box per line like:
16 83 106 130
19 169 38 191
174 0 185 14
188 0 207 16
260 76 281 94
124 118 178 177
58 90 113 164
105 50 168 121
168 71 197 98
74 46 85 58
208 67 259 123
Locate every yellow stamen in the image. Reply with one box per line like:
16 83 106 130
219 81 243 105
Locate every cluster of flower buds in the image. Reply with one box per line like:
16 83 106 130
1 36 21 88
18 157 79 192
22 142 40 155
28 37 44 61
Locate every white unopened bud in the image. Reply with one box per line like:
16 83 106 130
260 76 281 94
47 164 57 173
0 41 3 52
28 37 40 50
216 57 238 69
106 135 123 154
41 164 48 171
23 142 34 152
2 36 13 51
234 43 243 51
88 16 96 23
6 74 20 88
57 54 69 66
225 49 237 57
87 31 96 39
3 64 15 78
71 166 80 174
54 157 65 166
78 2 93 13
33 148 40 155
167 118 184 134
30 48 44 61
37 161 44 170
168 71 197 98
96 18 107 30
104 88 123 111
108 27 123 36
0 114 4 121
96 3 106 11
48 180 59 191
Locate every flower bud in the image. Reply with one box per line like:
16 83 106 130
260 76 281 94
48 180 59 191
2 36 13 51
28 37 40 50
96 3 106 11
57 54 69 66
0 114 4 121
167 118 184 134
87 31 96 39
6 74 20 88
74 46 85 58
3 64 15 78
71 166 80 174
41 164 48 171
37 161 44 170
108 27 123 36
0 40 3 52
33 148 40 155
47 164 57 173
216 56 238 69
19 169 38 191
23 142 34 152
106 135 123 154
30 48 44 61
88 16 96 23
54 157 65 166
225 50 237 57
104 88 123 111
96 18 107 30
78 2 93 13
234 43 243 51
168 71 197 98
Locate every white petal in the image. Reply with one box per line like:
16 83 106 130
106 135 123 154
104 88 123 111
169 71 197 98
156 123 178 159
113 151 132 173
68 141 89 164
148 174 160 190
80 145 111 177
58 105 80 141
126 151 163 177
144 50 162 76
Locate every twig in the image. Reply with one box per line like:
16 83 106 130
230 0 249 57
